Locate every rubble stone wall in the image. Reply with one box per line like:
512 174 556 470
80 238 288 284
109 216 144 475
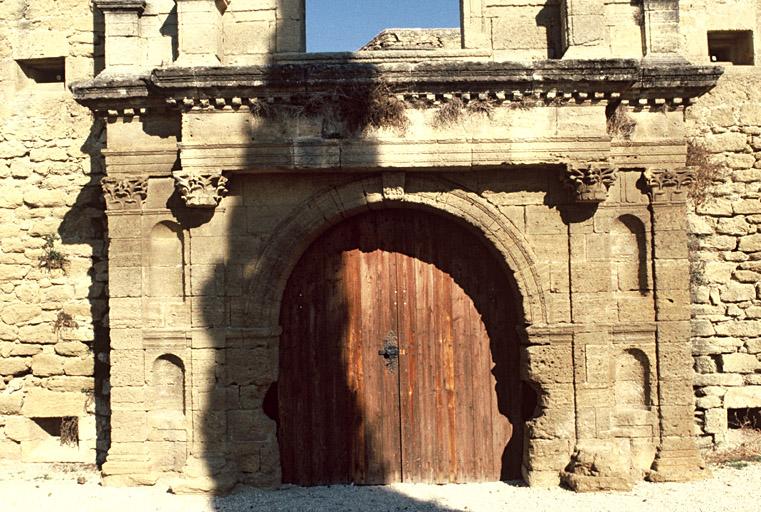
687 69 761 448
0 1 106 464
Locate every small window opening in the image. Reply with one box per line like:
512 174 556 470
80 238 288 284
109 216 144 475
306 0 460 52
32 417 79 446
16 57 65 84
728 408 761 430
708 31 754 65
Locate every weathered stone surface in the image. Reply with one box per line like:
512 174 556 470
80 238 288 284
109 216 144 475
739 234 761 252
0 393 23 414
719 353 760 373
21 388 87 417
693 373 744 387
724 386 761 409
0 357 31 376
31 352 65 377
0 305 42 326
720 282 756 303
0 0 742 493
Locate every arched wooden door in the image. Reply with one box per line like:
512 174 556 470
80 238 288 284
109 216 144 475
279 209 523 486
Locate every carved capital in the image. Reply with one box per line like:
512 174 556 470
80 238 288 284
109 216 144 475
101 176 148 210
563 163 617 203
173 171 228 208
644 168 694 204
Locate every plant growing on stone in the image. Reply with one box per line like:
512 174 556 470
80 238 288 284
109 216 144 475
466 99 495 118
433 97 465 127
38 234 69 273
509 96 541 111
606 103 636 139
705 412 761 466
60 417 79 447
337 82 409 134
686 141 726 206
53 310 78 337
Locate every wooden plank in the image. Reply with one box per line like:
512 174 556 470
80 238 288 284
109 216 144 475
280 208 523 485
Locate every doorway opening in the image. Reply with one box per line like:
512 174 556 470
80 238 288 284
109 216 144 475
277 208 529 485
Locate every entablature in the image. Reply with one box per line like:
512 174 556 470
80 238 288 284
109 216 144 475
71 59 723 115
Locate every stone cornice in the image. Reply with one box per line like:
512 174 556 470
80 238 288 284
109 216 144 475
71 58 723 112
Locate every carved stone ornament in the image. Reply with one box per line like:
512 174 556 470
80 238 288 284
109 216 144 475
563 163 617 203
174 171 229 208
644 168 695 204
382 172 406 200
101 176 148 210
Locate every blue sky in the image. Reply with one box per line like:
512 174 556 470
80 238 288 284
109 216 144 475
307 1 461 52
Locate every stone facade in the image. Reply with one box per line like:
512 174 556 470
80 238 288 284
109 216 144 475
686 70 761 448
0 0 759 495
0 1 106 465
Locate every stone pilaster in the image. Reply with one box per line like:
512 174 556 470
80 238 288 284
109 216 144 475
175 0 229 66
100 174 154 485
643 0 680 58
560 0 610 59
644 167 709 482
519 324 576 488
94 0 146 73
563 200 633 491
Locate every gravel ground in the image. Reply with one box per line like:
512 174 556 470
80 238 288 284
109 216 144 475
1 461 761 512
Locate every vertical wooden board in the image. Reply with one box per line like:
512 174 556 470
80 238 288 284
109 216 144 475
356 214 402 484
396 234 417 483
452 270 475 482
344 247 365 483
280 209 522 486
440 273 458 483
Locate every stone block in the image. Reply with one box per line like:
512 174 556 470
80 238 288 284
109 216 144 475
21 388 87 417
0 393 22 414
0 356 30 375
521 343 574 385
721 282 756 303
695 395 722 409
659 405 698 437
525 438 572 472
63 355 93 376
739 234 761 253
654 231 689 259
655 290 690 321
724 386 761 408
54 341 90 357
110 350 145 387
31 352 65 376
719 353 760 373
693 355 717 373
111 329 143 350
44 376 94 392
714 320 761 337
703 132 747 152
693 373 744 387
0 304 42 326
109 267 143 298
703 408 726 435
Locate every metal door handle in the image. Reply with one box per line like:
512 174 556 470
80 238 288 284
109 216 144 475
379 331 400 371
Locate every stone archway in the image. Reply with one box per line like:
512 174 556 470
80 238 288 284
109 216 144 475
242 173 554 485
245 174 549 332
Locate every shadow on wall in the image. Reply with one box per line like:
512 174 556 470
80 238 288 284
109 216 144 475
178 57 536 509
78 0 538 502
53 6 109 464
